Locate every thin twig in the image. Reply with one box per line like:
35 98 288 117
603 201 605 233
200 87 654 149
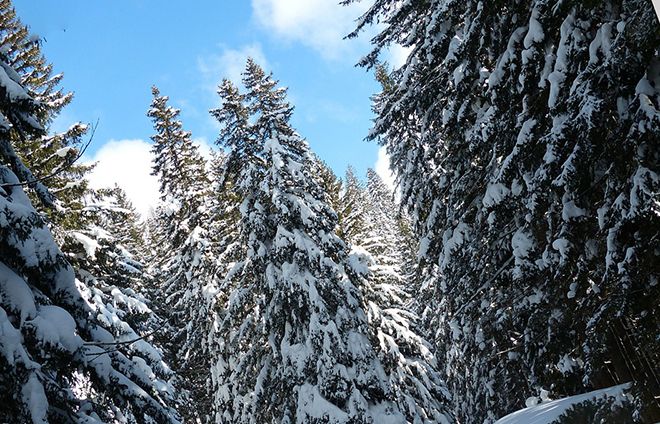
83 323 163 347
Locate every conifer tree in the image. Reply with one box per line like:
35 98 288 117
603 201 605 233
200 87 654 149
96 185 146 256
66 187 153 328
208 81 250 276
347 168 453 423
0 0 92 234
206 151 242 273
210 59 449 423
348 0 660 420
0 1 153 343
311 156 342 219
147 86 216 422
363 169 410 276
0 50 179 423
337 166 368 245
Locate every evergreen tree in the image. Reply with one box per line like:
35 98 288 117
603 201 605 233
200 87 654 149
208 81 250 276
348 168 453 423
96 185 146 257
311 156 343 217
0 0 155 350
210 59 444 423
363 169 411 280
148 86 209 228
0 0 92 234
65 187 153 331
349 0 660 421
337 166 368 246
0 50 179 423
147 86 216 422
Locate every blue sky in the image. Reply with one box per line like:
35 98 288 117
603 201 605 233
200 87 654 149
14 0 400 215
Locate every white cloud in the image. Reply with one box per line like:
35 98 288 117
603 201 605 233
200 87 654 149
193 137 213 160
374 146 396 190
198 43 268 91
86 139 159 218
251 0 370 60
85 138 213 218
386 44 412 69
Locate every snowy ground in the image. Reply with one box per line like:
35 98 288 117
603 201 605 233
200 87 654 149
494 384 631 424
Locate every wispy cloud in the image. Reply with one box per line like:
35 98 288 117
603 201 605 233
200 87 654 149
85 139 159 217
193 136 213 160
374 146 395 190
197 42 269 92
251 0 369 61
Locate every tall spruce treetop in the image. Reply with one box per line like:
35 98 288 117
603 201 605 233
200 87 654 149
349 0 659 421
146 86 216 422
148 86 208 214
211 59 427 423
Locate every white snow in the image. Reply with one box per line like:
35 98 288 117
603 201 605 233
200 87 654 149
483 183 510 208
494 384 631 424
523 9 544 49
511 229 533 260
0 262 37 323
296 383 349 422
31 305 82 353
22 373 48 424
556 354 580 375
440 223 469 268
71 231 100 259
588 23 612 65
0 307 32 366
0 61 33 102
489 27 527 88
54 146 75 158
561 199 586 221
551 238 570 262
547 14 575 108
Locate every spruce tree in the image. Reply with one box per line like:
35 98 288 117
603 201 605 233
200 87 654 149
210 59 444 423
147 86 216 422
337 166 368 246
0 50 179 423
348 0 660 421
363 169 411 278
96 185 146 257
312 156 343 217
0 0 92 234
347 168 453 423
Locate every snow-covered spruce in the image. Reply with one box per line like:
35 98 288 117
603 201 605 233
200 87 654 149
210 59 453 423
342 169 452 423
63 186 161 340
146 86 217 422
0 54 179 423
336 166 369 245
348 0 660 421
0 0 92 227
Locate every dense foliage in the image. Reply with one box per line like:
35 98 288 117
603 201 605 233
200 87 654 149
348 0 659 421
1 0 657 422
0 4 179 421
